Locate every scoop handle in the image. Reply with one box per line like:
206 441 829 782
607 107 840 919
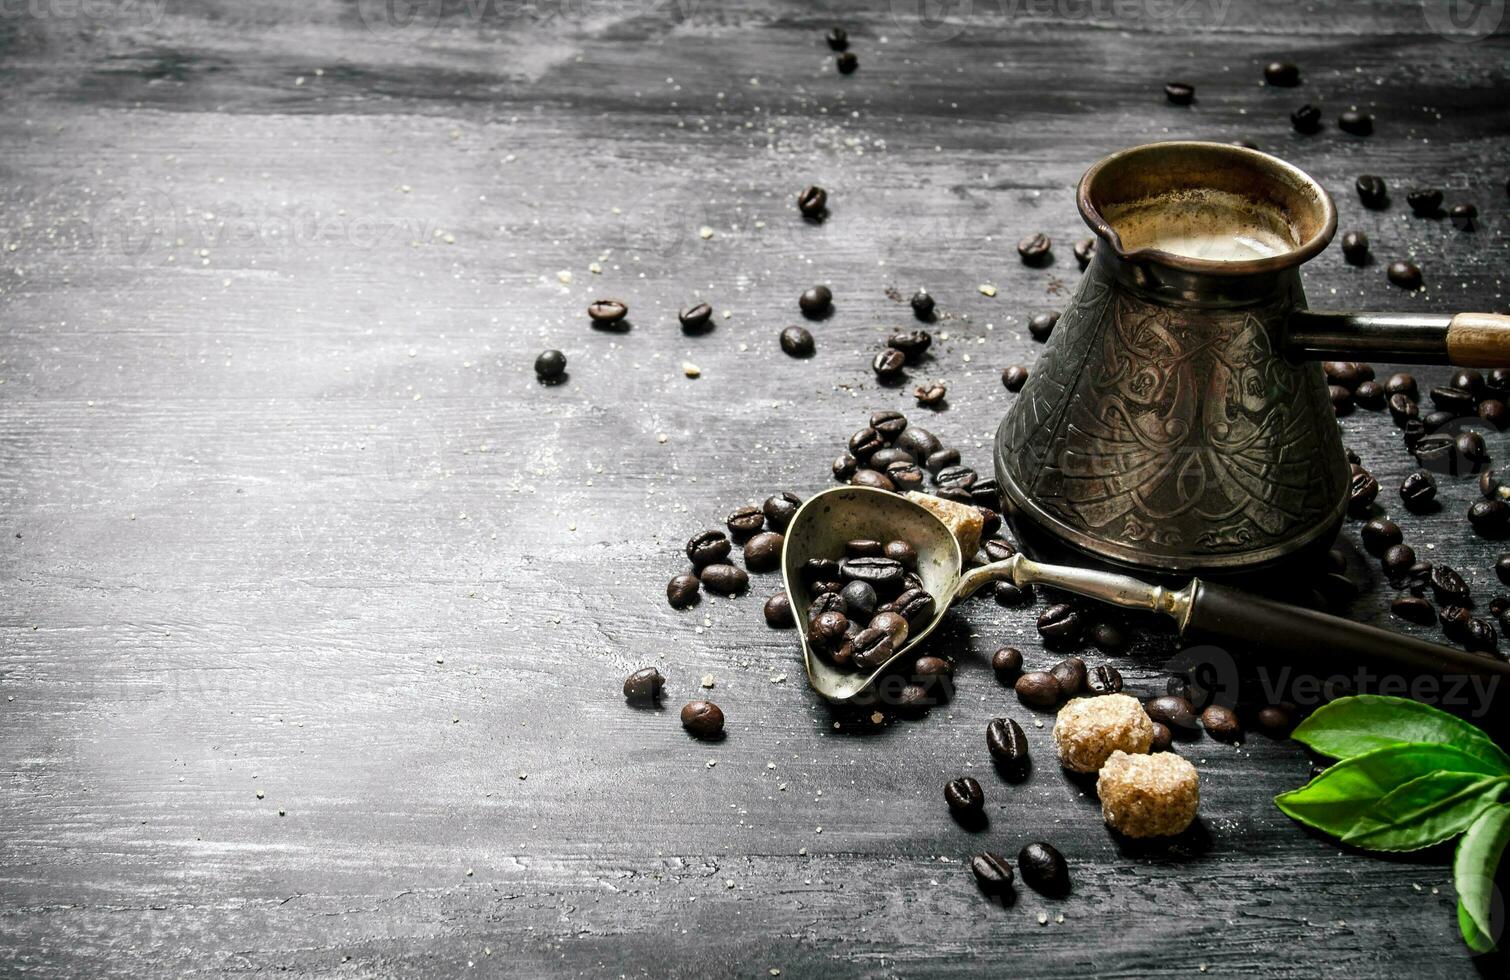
1183 580 1510 679
1286 311 1510 367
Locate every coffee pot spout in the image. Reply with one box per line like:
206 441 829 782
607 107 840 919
1285 310 1510 367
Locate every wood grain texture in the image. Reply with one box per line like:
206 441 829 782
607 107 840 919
1 0 1508 975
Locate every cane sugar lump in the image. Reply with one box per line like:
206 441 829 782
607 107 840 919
1053 694 1154 773
1097 749 1200 838
904 492 983 559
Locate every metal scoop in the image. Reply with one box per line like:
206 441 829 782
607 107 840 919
781 485 1510 703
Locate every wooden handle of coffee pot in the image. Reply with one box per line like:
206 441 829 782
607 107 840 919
1286 310 1510 367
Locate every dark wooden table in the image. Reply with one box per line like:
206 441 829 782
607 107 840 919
3 0 1509 975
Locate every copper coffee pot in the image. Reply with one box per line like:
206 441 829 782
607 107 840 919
995 141 1510 579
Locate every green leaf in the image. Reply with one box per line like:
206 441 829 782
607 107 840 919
1455 804 1510 953
1275 742 1506 838
1291 695 1510 773
1342 772 1509 852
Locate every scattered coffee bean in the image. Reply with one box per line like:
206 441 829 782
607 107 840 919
799 285 833 318
913 655 953 682
1387 260 1422 290
1018 233 1052 266
780 325 815 357
1470 500 1510 537
1391 596 1436 625
1479 400 1509 431
1324 361 1362 390
1424 409 1457 434
986 716 1031 773
826 25 848 50
992 647 1023 682
1441 604 1474 642
1330 384 1354 416
763 492 802 532
983 539 1016 563
1201 705 1243 742
872 348 906 379
1452 369 1484 398
1354 381 1384 410
883 460 921 491
726 505 765 539
1291 103 1323 134
700 564 749 596
1017 842 1070 896
1049 656 1087 696
680 700 724 738
1337 108 1373 136
1465 618 1498 653
870 409 908 441
850 469 895 491
1090 621 1127 652
836 51 858 74
832 453 857 482
1164 81 1195 104
1146 695 1198 730
1086 663 1123 695
1002 364 1029 392
1451 203 1479 231
924 447 960 475
667 574 700 608
1355 176 1388 210
687 529 732 567
1147 722 1172 752
1388 392 1419 426
1431 564 1471 606
1073 236 1096 268
1256 704 1297 737
1458 430 1490 468
1499 555 1510 587
534 349 567 380
934 464 978 491
1016 670 1061 707
587 299 628 323
763 592 795 628
744 531 785 572
1406 187 1443 216
622 667 664 703
797 185 827 218
1347 466 1379 514
1028 310 1059 341
896 426 941 460
678 303 714 333
1433 385 1478 414
889 330 933 361
1264 60 1300 86
1485 469 1510 501
1361 518 1402 556
1491 595 1510 617
995 582 1034 607
971 852 1014 896
1341 230 1371 265
945 776 985 817
1382 543 1417 580
1385 372 1418 399
1038 604 1083 646
1405 561 1435 597
910 290 936 320
914 383 947 406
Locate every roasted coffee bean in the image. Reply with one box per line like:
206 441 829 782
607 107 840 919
799 285 833 317
1387 260 1422 290
945 776 985 817
680 700 724 738
836 51 858 74
1264 60 1300 86
1407 187 1443 216
1002 364 1029 391
667 574 701 608
763 492 802 532
992 647 1024 682
1089 620 1127 653
1423 410 1457 434
1402 419 1427 451
796 184 827 217
936 487 975 505
1016 670 1061 707
983 538 1017 563
868 409 908 442
913 383 947 406
1354 176 1388 209
849 429 891 465
1459 431 1490 469
1018 843 1070 897
825 26 848 50
1150 722 1173 752
842 539 882 560
1470 500 1510 536
809 608 850 646
914 655 953 682
1414 433 1457 473
623 667 664 703
1441 605 1473 643
1385 372 1418 399
1164 81 1195 104
1050 656 1087 695
1146 695 1198 730
896 426 941 461
832 453 857 482
971 852 1015 896
1465 618 1498 653
744 531 785 572
935 464 978 491
1086 663 1123 695
886 460 926 490
1499 555 1510 587
1391 596 1436 625
1256 705 1297 737
1201 705 1243 742
1038 604 1083 646
839 580 878 621
869 611 909 646
1405 561 1435 596
918 448 958 476
679 302 713 332
1291 103 1323 134
850 469 895 491
888 331 934 365
1347 466 1379 514
1361 518 1402 556
1451 203 1479 231
1018 233 1052 266
850 628 895 670
587 299 628 323
726 505 765 539
803 559 843 588
534 349 567 380
1341 231 1370 265
995 581 1034 607
1324 361 1362 390
977 507 1002 539
700 563 749 596
1431 564 1471 605
1073 236 1096 268
687 529 732 567
1485 469 1510 501
763 592 795 628
1388 393 1419 426
841 556 906 592
1479 400 1509 431
1330 385 1353 415
909 290 936 321
1433 385 1478 415
780 325 815 357
1337 108 1373 136
884 540 919 571
893 587 936 624
1382 543 1417 580
1353 380 1385 410
1451 369 1485 398
986 717 1030 772
1492 593 1510 617
1027 310 1059 341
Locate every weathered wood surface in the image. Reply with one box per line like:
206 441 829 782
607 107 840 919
1 0 1508 976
